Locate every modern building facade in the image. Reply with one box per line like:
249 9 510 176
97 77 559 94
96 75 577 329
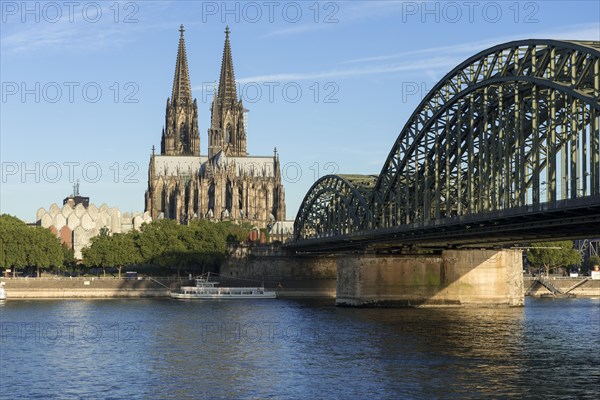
37 184 151 260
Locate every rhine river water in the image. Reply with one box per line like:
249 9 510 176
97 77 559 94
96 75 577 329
1 297 599 399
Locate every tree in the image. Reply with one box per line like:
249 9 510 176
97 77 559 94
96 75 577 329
83 234 112 277
28 227 65 276
134 219 187 275
83 232 141 278
109 232 141 278
183 220 229 273
214 221 251 243
527 241 582 275
0 214 66 276
82 220 251 277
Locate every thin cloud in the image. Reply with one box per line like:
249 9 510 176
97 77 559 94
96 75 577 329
237 57 456 83
262 23 331 38
342 23 600 65
243 22 599 84
2 21 130 54
0 2 178 54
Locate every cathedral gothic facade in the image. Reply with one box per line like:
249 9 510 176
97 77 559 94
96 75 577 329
145 26 286 228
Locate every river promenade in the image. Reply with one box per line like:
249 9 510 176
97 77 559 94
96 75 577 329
0 276 174 298
0 276 337 299
1 275 597 299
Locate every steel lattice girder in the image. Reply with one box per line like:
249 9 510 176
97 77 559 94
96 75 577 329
293 175 375 241
293 39 600 244
372 40 600 228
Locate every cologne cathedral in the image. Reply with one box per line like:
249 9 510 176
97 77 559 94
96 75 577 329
145 26 286 228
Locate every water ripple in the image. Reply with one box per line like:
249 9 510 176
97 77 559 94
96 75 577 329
0 298 598 399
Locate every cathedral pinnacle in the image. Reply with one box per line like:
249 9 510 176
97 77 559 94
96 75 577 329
161 25 200 156
172 24 192 104
218 25 237 103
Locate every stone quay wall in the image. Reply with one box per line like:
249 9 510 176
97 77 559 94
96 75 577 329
221 245 337 297
1 277 177 299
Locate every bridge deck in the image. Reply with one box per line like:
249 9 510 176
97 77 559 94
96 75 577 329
290 196 600 251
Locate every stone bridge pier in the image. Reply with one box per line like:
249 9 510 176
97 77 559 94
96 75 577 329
336 249 524 307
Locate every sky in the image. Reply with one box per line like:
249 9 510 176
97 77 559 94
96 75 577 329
1 0 599 222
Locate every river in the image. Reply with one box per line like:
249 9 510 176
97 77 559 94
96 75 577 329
0 297 598 399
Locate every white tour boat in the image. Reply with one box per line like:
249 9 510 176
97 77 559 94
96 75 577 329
171 274 276 299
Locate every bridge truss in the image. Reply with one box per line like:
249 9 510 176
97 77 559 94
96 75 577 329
293 40 600 250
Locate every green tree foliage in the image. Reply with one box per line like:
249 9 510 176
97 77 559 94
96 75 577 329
527 241 582 275
134 219 187 273
0 214 66 275
83 231 141 278
216 221 252 243
83 220 251 276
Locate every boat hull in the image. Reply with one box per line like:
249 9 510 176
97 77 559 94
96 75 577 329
171 276 277 299
171 292 276 299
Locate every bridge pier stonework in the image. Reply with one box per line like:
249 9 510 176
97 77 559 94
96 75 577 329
336 249 524 307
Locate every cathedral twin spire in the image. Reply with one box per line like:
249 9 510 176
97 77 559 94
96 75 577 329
172 24 193 105
209 26 247 158
161 25 246 158
147 25 286 224
217 26 238 105
161 24 199 156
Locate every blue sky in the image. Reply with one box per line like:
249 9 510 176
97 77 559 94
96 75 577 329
1 0 599 222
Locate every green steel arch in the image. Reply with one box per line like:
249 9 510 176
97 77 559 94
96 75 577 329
294 39 600 242
294 175 376 241
371 39 600 229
